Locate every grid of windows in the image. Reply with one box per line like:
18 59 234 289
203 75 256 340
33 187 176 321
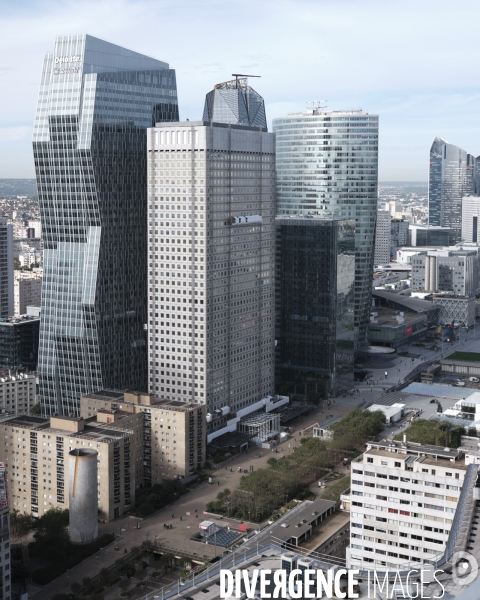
273 110 378 348
147 122 275 422
33 35 179 416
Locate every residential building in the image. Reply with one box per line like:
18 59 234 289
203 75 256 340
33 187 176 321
13 271 42 315
273 108 378 349
374 210 391 266
461 196 480 243
0 220 13 319
0 464 10 600
428 137 475 240
344 439 467 570
275 216 355 398
0 315 40 372
0 373 36 416
79 390 206 484
0 413 138 521
147 78 275 428
411 250 478 296
33 34 179 416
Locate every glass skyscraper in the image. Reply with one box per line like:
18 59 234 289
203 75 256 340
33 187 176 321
275 217 355 399
428 136 475 240
273 108 378 348
33 35 179 416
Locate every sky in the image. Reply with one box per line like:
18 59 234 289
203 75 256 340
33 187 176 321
1 0 480 181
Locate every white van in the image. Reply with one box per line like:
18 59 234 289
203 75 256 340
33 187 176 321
454 381 466 387
469 377 479 383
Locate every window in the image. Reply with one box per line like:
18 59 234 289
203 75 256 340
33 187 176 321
395 462 401 468
367 457 373 463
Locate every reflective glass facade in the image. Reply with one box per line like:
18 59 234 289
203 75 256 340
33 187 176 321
275 217 355 398
428 137 475 240
33 35 179 416
273 109 378 348
203 78 266 128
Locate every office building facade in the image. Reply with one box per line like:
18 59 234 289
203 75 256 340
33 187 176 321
411 250 478 296
33 34 179 416
14 272 42 315
0 315 40 372
461 196 480 243
275 217 355 398
374 210 391 266
147 80 275 425
0 220 13 319
0 373 36 416
273 108 378 348
428 137 475 240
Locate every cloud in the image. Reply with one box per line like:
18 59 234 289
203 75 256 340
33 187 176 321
2 0 480 178
0 126 32 142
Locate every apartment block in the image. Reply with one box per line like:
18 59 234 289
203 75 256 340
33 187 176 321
343 439 466 570
0 373 36 416
0 414 138 521
79 390 206 484
0 464 10 600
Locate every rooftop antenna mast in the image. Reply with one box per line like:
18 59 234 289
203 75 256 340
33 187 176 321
307 100 328 111
231 74 261 89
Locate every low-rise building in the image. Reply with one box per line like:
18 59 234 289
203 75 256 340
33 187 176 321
79 390 206 484
0 373 36 416
0 413 138 521
366 403 405 424
344 439 467 571
432 294 476 328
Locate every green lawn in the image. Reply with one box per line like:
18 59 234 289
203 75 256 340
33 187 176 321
446 351 480 363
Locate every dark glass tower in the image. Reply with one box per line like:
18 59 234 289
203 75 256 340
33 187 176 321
33 35 179 416
273 108 378 349
428 136 475 240
275 217 355 399
203 77 266 128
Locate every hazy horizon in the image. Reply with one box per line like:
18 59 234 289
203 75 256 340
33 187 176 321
1 1 480 180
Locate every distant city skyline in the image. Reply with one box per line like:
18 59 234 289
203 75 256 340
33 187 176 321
1 0 480 180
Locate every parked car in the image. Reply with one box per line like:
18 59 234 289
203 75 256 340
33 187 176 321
454 381 466 387
469 377 479 383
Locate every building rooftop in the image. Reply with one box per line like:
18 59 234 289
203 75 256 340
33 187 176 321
366 439 464 461
372 290 435 313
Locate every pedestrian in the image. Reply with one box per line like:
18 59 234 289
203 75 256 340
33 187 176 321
218 481 220 486
180 516 183 521
172 513 174 518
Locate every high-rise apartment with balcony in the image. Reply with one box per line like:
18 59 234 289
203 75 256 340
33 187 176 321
428 137 475 240
33 35 179 416
147 79 275 429
273 108 378 348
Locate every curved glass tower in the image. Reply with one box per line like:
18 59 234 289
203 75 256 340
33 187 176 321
428 136 475 240
33 34 179 416
203 77 266 128
273 108 378 348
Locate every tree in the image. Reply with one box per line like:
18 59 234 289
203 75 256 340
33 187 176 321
32 508 70 561
70 582 82 595
119 578 130 594
30 403 41 415
82 576 94 595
